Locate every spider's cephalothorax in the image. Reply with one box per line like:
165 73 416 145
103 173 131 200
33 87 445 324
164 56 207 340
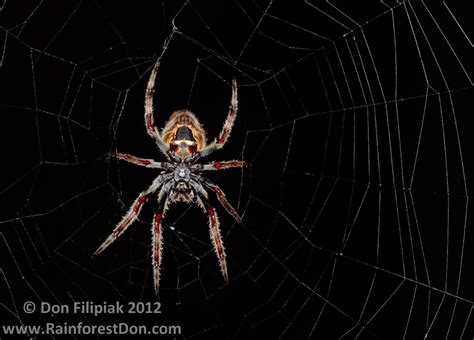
93 59 246 297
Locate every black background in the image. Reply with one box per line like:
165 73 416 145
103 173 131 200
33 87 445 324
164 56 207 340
1 1 474 339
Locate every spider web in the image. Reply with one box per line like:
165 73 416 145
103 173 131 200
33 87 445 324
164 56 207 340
0 0 473 338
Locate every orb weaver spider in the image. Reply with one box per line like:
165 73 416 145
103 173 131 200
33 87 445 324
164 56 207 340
93 59 245 296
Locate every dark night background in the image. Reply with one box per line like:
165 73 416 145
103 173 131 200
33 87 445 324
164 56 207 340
0 1 473 339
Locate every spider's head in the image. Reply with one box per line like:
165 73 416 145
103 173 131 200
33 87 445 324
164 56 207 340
169 125 198 158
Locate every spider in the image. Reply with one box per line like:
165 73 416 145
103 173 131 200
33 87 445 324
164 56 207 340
93 59 245 296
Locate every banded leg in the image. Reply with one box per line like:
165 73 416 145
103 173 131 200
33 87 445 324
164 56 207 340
152 198 167 297
112 153 171 169
197 196 228 283
93 175 167 256
198 160 246 171
144 59 169 155
204 181 241 223
200 79 238 157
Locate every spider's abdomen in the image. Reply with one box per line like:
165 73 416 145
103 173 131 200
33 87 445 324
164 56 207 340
162 110 207 158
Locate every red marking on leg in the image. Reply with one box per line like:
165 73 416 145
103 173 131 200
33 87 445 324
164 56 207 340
213 188 228 206
207 208 221 248
210 161 246 169
207 207 217 226
126 154 151 166
206 207 228 282
153 212 163 228
145 114 155 133
217 129 228 144
212 188 241 222
115 154 151 166
152 212 163 296
94 194 148 256
153 212 163 263
232 161 246 167
134 196 149 213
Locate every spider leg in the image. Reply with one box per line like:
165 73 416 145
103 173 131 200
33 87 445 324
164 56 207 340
112 153 172 169
93 175 168 257
197 160 247 171
144 59 170 156
203 180 242 223
152 197 168 297
200 79 238 157
196 195 228 283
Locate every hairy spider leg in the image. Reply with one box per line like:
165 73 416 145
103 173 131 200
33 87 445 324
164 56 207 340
197 195 229 283
152 197 167 297
199 160 247 171
144 58 170 156
93 175 169 257
190 174 242 223
205 181 242 223
200 79 238 157
112 153 171 169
